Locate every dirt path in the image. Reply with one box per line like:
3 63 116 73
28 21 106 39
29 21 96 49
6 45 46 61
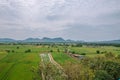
48 53 63 70
40 53 67 80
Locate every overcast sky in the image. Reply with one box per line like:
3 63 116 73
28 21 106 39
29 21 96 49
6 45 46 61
0 0 120 41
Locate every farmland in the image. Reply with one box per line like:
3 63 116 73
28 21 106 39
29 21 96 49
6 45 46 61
0 45 48 80
0 44 120 80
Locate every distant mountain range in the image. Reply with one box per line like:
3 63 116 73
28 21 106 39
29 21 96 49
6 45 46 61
0 37 77 43
98 40 120 44
0 37 120 44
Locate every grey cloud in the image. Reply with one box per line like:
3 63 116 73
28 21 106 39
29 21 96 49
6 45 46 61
0 0 120 41
46 15 64 21
63 23 120 41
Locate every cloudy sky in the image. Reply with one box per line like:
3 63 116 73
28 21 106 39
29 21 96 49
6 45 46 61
0 0 120 41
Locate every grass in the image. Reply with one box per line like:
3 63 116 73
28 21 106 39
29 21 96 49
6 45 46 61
0 44 120 80
52 52 76 64
0 51 8 60
69 46 120 57
0 45 49 80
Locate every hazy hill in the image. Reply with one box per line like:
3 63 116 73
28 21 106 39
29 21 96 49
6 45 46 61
0 38 16 42
0 37 66 43
98 39 120 44
0 38 120 44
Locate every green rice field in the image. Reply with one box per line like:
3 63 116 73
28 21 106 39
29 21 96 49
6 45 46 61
0 44 120 80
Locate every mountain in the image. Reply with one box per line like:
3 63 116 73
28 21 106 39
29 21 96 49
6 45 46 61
51 37 65 42
0 37 66 43
99 39 120 44
41 37 65 42
23 38 40 42
41 37 52 42
0 38 120 44
0 38 16 42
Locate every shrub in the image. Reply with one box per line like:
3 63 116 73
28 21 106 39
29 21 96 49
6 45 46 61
102 61 120 80
50 50 53 52
12 50 15 53
16 46 19 49
117 54 120 59
71 51 75 54
25 49 31 53
80 53 86 55
105 52 115 58
5 50 10 53
94 70 112 80
96 50 100 54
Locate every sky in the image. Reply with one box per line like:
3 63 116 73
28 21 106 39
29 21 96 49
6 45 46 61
0 0 120 41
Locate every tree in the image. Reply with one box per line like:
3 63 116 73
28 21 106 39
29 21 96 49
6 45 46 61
12 50 15 53
96 50 100 54
94 70 112 80
57 48 60 52
50 50 53 52
102 61 120 80
76 44 83 47
25 49 31 53
16 46 19 49
80 53 86 55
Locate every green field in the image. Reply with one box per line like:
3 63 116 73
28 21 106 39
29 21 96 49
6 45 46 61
69 46 120 57
0 44 120 80
0 45 50 80
52 52 76 64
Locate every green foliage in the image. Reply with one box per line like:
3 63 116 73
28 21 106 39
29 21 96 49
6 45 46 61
96 50 100 54
0 44 120 80
117 54 120 59
76 44 83 47
57 48 60 52
16 46 19 49
11 50 15 53
5 49 11 53
102 61 120 80
105 52 115 58
94 70 112 80
50 49 53 52
71 51 76 54
25 49 31 53
63 62 94 80
80 53 86 55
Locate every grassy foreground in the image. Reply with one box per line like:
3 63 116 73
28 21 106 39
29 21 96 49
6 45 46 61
0 44 120 80
0 45 49 80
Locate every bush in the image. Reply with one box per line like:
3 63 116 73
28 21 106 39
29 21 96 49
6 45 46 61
16 46 19 49
25 49 31 53
96 50 100 54
80 53 86 55
117 54 120 59
102 61 120 80
105 52 115 58
50 50 53 52
5 50 10 53
94 70 112 80
71 51 75 54
76 44 83 47
57 49 60 52
12 50 15 53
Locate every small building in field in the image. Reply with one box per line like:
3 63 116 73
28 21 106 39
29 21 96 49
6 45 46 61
72 54 85 59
